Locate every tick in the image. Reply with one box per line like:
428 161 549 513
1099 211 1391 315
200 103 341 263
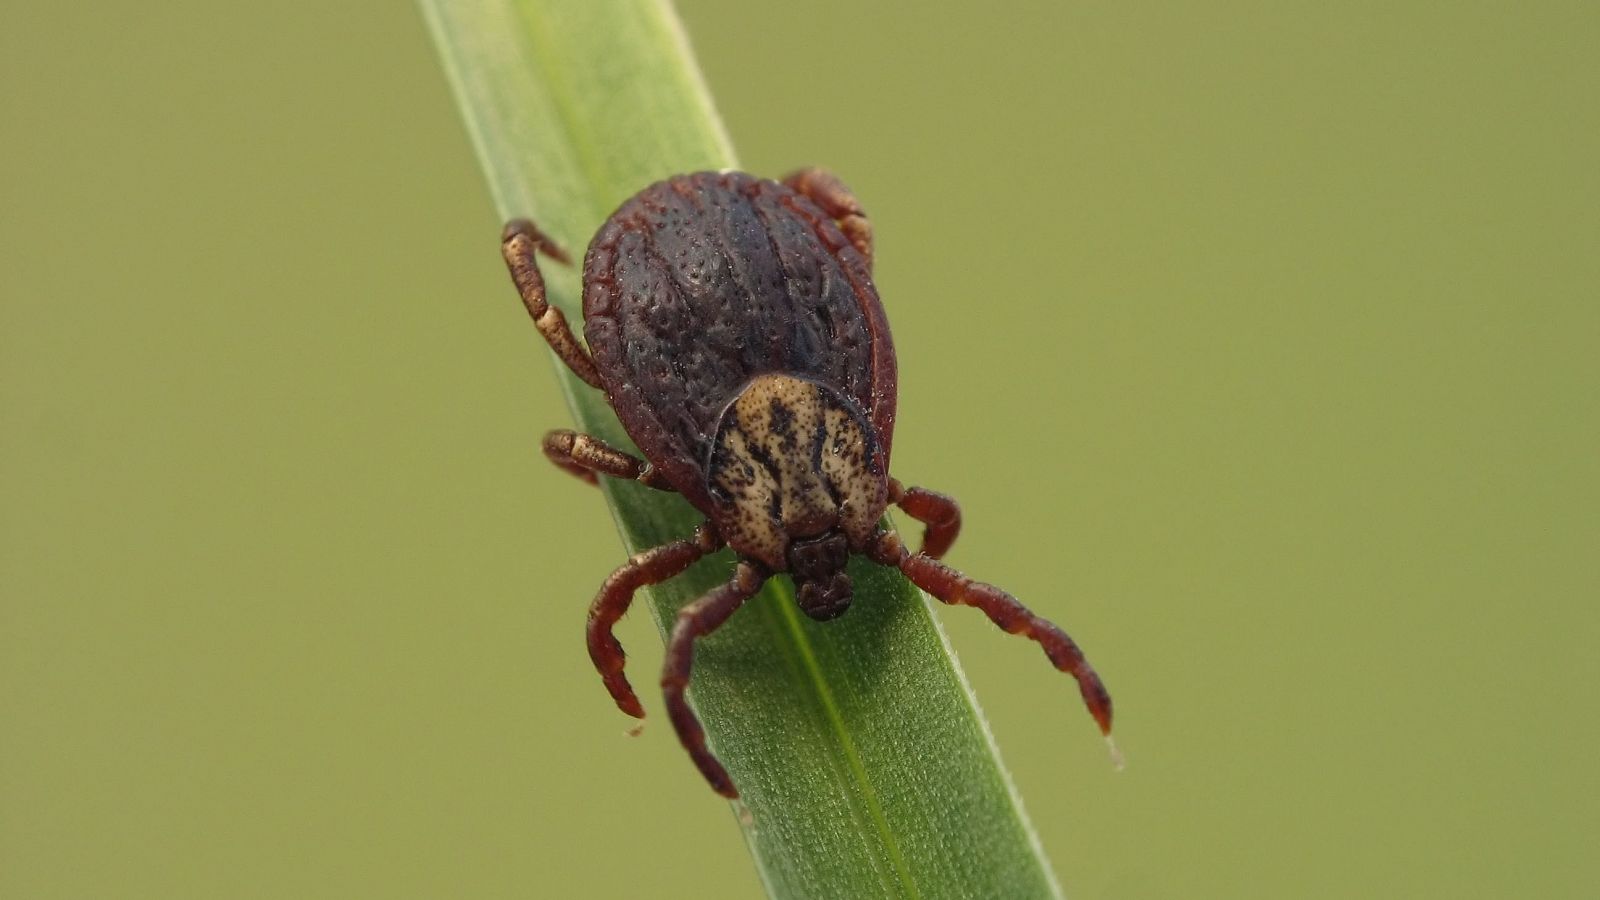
501 169 1113 798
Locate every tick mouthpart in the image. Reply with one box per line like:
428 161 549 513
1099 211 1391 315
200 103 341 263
788 531 853 620
788 531 849 580
796 571 853 621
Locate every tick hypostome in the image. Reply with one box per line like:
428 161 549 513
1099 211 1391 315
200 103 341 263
501 169 1114 799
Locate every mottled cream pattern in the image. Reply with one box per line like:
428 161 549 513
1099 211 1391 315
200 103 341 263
708 374 885 569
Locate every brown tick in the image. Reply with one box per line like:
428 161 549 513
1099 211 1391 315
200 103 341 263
502 170 1113 798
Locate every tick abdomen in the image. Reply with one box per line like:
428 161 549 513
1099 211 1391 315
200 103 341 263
580 171 896 517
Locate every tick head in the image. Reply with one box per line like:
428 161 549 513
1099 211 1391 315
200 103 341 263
788 531 853 620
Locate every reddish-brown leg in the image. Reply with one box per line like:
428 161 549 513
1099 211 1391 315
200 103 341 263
888 478 962 559
661 561 767 798
501 218 604 389
869 531 1113 737
782 167 874 267
588 523 725 718
542 429 673 490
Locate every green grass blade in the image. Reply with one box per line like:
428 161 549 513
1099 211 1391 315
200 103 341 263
418 2 1067 896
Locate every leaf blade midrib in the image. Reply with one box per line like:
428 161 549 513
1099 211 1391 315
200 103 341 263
766 578 920 899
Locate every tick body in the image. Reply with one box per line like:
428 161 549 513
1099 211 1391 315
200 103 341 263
503 170 1112 798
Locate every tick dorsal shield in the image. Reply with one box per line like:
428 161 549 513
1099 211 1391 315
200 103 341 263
706 374 886 569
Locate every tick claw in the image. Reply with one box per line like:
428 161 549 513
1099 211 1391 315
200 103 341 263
602 673 646 719
1105 734 1125 772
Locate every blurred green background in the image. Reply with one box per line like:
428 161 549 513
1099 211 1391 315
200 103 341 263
4 2 1596 897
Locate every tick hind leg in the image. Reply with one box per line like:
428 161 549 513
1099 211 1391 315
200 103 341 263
662 561 767 798
782 167 873 267
501 218 604 388
588 524 724 718
868 531 1114 739
888 478 962 559
543 430 674 490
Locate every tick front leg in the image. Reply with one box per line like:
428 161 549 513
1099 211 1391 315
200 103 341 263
869 532 1113 738
888 478 962 559
662 561 767 798
588 523 725 719
782 167 873 268
543 430 674 490
501 218 604 389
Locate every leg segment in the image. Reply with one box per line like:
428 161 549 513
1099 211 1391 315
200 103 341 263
889 478 962 559
869 531 1113 737
782 167 874 267
543 430 673 490
501 218 604 389
661 561 767 798
588 523 724 718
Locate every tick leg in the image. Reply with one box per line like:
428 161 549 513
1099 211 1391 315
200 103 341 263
662 561 767 798
869 531 1113 737
501 218 604 389
543 429 674 490
589 523 725 718
782 167 873 268
888 478 962 559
